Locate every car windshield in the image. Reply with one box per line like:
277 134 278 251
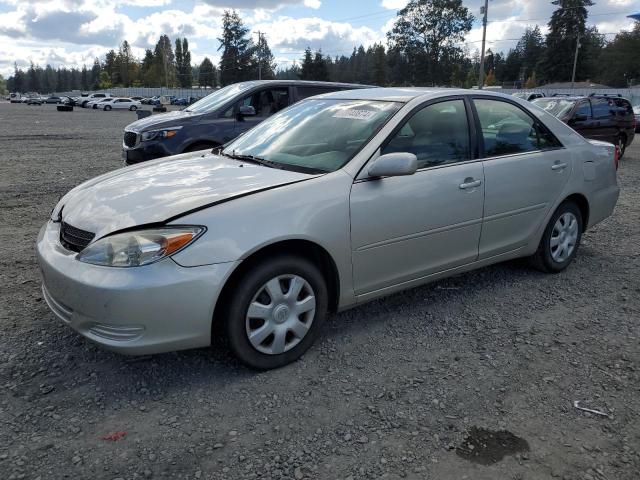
185 83 255 113
512 92 529 99
222 99 402 174
532 98 576 118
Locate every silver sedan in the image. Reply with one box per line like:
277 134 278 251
37 88 620 369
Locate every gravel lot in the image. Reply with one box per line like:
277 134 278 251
1 101 639 480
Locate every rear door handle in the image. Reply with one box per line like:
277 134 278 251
551 162 568 171
459 179 482 190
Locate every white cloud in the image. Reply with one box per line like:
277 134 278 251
304 0 322 8
381 0 407 9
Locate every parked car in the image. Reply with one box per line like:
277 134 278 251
512 91 545 102
44 96 61 104
80 93 112 108
171 98 188 106
122 80 372 165
131 96 145 102
39 88 620 369
98 97 141 111
634 105 640 133
532 94 635 157
26 97 43 105
87 98 113 109
10 92 22 103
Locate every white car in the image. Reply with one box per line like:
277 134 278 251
98 98 141 111
87 98 113 109
81 93 112 108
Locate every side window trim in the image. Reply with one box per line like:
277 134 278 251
377 95 476 171
471 95 564 160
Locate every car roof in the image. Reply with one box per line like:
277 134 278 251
233 79 374 89
315 87 517 103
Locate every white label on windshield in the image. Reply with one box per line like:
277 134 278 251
333 109 376 120
542 101 557 111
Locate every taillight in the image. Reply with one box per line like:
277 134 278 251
614 145 619 170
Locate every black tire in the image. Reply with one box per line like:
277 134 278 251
104 105 111 111
81 101 88 108
530 201 583 273
130 105 137 111
224 255 328 370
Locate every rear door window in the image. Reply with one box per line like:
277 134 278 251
474 99 560 157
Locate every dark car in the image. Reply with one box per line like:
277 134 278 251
45 96 61 104
172 98 189 106
532 94 635 157
122 80 372 165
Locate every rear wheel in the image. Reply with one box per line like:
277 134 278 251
224 255 328 370
530 201 583 273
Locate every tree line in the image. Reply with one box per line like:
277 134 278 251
5 0 640 94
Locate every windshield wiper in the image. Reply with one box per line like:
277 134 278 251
224 152 285 170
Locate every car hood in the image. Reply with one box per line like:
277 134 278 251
125 110 201 132
57 152 315 240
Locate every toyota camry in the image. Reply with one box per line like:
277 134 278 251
37 88 620 369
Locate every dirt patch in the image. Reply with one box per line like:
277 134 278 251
456 427 530 465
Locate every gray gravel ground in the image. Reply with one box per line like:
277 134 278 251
0 102 639 480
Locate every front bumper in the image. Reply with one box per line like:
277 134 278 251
36 221 237 355
122 141 172 165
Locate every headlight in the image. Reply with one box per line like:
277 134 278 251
141 127 182 142
77 227 204 267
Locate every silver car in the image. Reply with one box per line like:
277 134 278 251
37 88 620 369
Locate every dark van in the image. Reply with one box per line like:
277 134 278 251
532 94 635 157
122 80 371 165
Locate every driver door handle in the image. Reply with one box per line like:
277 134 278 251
459 179 482 190
551 162 568 171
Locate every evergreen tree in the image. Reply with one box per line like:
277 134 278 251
597 22 640 87
0 74 6 95
198 57 216 88
181 38 192 87
90 59 101 89
118 40 133 87
255 33 276 80
312 51 329 81
151 35 176 87
81 65 88 90
27 62 40 92
540 0 594 83
104 50 117 85
372 43 387 86
300 48 314 80
218 10 255 85
524 71 538 88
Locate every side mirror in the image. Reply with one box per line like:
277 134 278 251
368 152 418 178
238 105 256 117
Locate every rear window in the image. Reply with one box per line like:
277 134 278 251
532 98 576 118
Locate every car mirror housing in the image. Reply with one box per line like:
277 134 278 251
368 152 418 178
239 105 256 117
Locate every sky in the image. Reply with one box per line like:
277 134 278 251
0 0 639 78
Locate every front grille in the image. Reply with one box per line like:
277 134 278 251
123 131 138 148
60 222 95 253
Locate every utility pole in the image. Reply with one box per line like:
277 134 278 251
478 0 489 90
571 33 581 90
255 31 265 80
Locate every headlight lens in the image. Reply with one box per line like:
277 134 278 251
77 227 204 267
141 127 182 142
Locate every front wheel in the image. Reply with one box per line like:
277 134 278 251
224 255 328 370
104 105 111 111
130 105 137 111
530 201 583 273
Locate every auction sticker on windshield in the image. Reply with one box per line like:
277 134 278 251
333 109 377 120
